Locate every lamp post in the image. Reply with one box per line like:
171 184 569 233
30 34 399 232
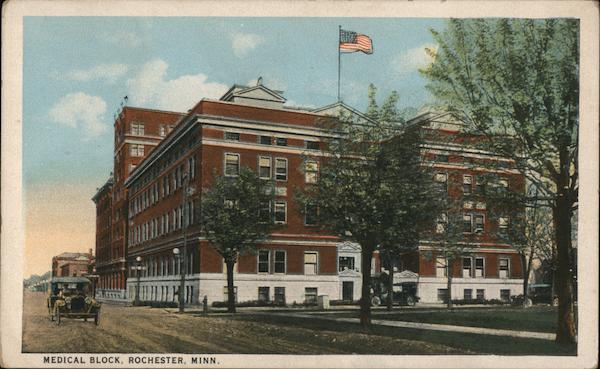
135 256 142 306
173 247 184 312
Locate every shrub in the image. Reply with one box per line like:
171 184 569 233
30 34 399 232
211 300 286 308
450 298 506 305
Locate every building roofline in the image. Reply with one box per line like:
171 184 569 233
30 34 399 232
91 176 114 203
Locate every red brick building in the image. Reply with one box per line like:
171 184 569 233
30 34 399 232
392 112 525 302
92 106 184 301
52 251 94 278
123 83 353 304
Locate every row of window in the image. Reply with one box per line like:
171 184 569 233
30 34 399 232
225 153 318 183
434 173 510 195
130 285 194 304
256 250 319 274
130 157 196 218
435 256 511 278
224 131 320 151
129 201 194 246
432 153 512 169
437 288 512 302
129 122 175 138
435 213 510 235
134 252 196 278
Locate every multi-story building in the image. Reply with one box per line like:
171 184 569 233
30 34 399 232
123 82 368 305
93 81 525 306
92 106 184 301
390 111 525 303
51 251 94 278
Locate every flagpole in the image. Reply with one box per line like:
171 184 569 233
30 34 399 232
337 25 341 102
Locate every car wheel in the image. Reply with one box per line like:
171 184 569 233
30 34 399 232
371 296 381 306
406 295 416 306
552 297 559 306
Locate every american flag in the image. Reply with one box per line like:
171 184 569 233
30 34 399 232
339 29 373 54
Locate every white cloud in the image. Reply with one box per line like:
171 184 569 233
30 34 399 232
393 43 438 76
49 93 108 137
66 63 129 83
232 33 265 58
126 59 228 112
97 30 141 48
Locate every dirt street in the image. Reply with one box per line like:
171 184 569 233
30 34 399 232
22 291 463 354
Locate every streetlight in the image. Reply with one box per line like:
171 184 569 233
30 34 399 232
134 256 142 306
173 247 184 312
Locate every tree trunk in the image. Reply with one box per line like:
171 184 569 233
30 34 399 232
446 260 453 309
226 260 236 314
553 192 576 344
520 252 530 307
386 258 394 311
360 246 375 329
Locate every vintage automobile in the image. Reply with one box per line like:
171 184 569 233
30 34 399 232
47 276 101 325
370 275 420 306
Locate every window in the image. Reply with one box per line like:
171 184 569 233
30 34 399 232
276 137 287 146
131 122 145 135
436 154 449 162
258 250 270 273
475 175 486 195
305 160 318 184
275 158 287 181
499 258 510 278
225 153 240 176
259 136 272 145
462 257 472 278
258 156 271 179
500 289 511 302
258 287 270 302
463 175 472 194
305 287 318 303
159 125 166 137
498 178 509 193
129 164 137 174
338 256 355 272
476 289 485 300
274 201 287 224
437 288 448 303
434 173 447 193
259 201 271 223
463 214 473 233
225 132 240 141
474 214 485 233
435 213 447 234
304 252 318 275
498 217 509 235
274 287 286 305
305 202 318 226
435 257 447 277
305 141 319 150
274 251 286 273
464 289 473 300
475 257 485 277
130 144 145 157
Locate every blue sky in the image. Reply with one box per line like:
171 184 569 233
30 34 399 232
23 17 445 275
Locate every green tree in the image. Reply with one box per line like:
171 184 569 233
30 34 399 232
299 85 442 327
422 18 578 344
200 168 275 313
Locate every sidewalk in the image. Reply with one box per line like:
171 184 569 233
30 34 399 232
279 312 556 341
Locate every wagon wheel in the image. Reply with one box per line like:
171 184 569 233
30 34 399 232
55 310 61 325
371 296 381 307
94 312 99 326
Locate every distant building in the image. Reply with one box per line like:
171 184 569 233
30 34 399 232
51 250 94 277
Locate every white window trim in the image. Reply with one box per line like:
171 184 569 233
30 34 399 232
499 257 510 278
257 249 271 274
258 155 272 180
304 251 319 275
475 256 485 278
305 160 319 184
462 257 473 278
274 250 287 274
474 213 485 234
224 152 241 177
275 157 288 182
274 200 287 224
304 202 318 226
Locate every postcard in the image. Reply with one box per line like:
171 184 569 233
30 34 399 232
1 1 598 368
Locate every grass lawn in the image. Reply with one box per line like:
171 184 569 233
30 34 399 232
228 310 576 356
356 306 559 333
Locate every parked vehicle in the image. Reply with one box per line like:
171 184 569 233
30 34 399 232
528 284 558 305
47 277 101 325
370 275 419 306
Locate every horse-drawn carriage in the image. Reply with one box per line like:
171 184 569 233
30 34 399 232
47 277 101 325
